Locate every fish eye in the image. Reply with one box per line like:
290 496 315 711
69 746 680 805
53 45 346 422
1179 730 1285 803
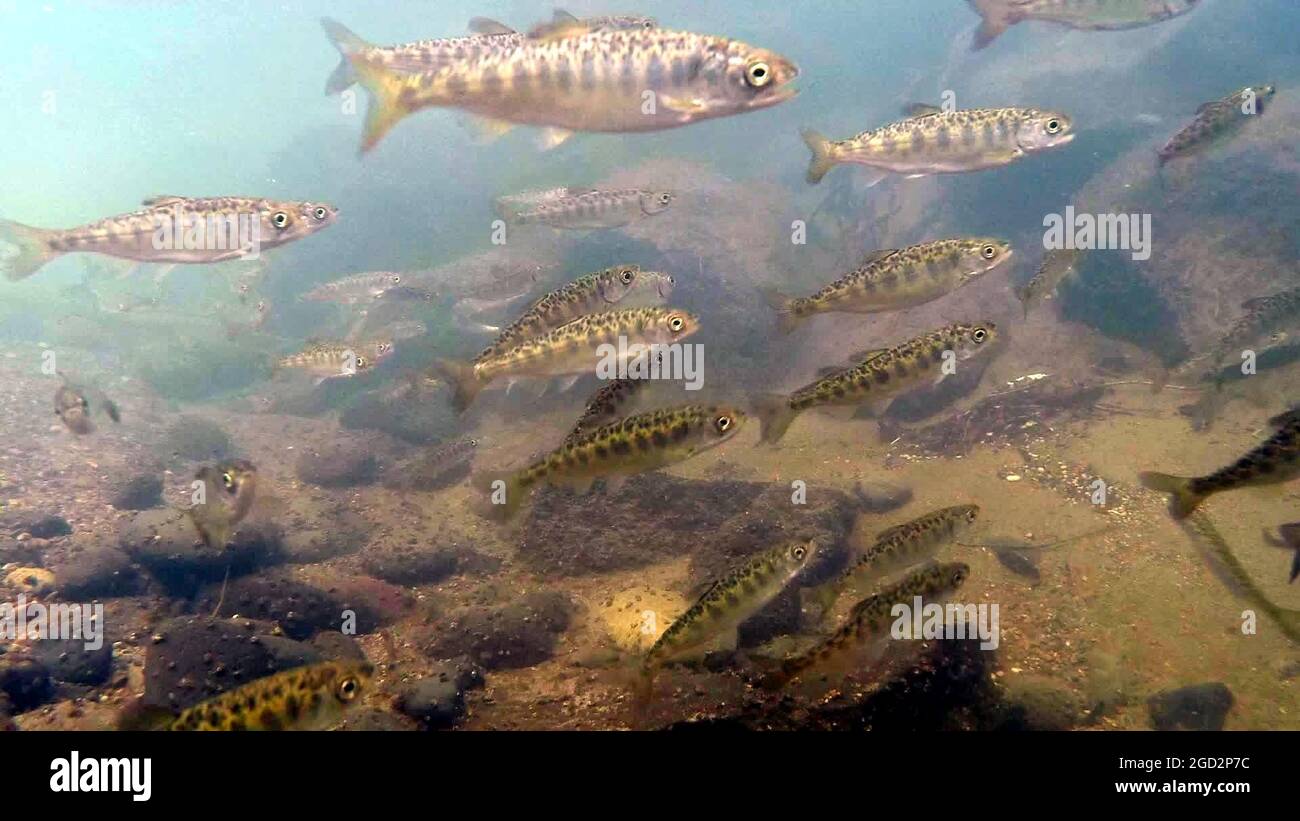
620 268 636 283
791 544 806 560
981 244 997 259
392 275 401 284
1046 119 1061 134
745 60 772 88
714 414 733 433
972 328 988 343
965 508 979 522
272 212 290 228
337 677 360 701
313 207 328 220
668 314 685 332
659 193 672 205
642 20 654 29
221 472 235 489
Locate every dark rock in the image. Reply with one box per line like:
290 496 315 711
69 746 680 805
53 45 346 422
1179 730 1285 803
0 536 43 565
280 526 361 564
49 546 143 599
340 390 460 445
425 591 574 670
28 638 113 686
161 416 234 461
191 573 358 640
994 675 1084 731
119 509 283 597
362 542 499 586
108 474 164 510
2 511 71 539
395 658 485 729
298 571 414 627
141 616 321 711
295 440 379 487
309 632 367 661
517 474 858 580
0 654 54 712
1148 683 1234 731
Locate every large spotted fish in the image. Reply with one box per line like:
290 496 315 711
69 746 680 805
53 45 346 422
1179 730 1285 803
0 196 337 281
322 18 798 152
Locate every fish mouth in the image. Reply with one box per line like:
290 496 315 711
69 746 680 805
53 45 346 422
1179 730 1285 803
752 84 799 109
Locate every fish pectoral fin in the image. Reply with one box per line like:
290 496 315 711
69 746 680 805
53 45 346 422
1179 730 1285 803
658 94 710 116
857 168 890 188
466 116 517 142
536 127 576 151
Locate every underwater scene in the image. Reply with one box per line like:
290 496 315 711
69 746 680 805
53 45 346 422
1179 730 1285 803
0 0 1298 734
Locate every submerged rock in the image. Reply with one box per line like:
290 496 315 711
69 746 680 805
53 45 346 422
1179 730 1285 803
49 546 143 599
1147 682 1234 731
29 638 113 686
362 541 500 586
425 591 574 671
395 659 485 729
118 509 283 597
1 511 71 539
295 440 379 487
141 616 322 711
108 474 164 510
994 674 1085 731
0 654 54 712
192 572 359 640
850 480 913 514
161 416 234 462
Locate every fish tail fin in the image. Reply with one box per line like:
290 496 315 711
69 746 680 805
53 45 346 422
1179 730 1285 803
761 287 804 335
471 469 526 522
436 359 484 413
1138 471 1204 519
325 59 358 96
968 0 1012 49
753 394 797 444
321 18 406 153
800 128 836 184
320 17 363 94
0 219 60 281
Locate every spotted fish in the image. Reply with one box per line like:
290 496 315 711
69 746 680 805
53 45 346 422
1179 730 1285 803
123 661 373 731
565 376 651 445
188 459 259 550
802 105 1074 184
481 264 673 361
0 196 338 281
803 505 980 625
760 562 970 689
765 238 1012 333
1140 408 1300 519
438 306 699 412
967 0 1200 49
753 322 999 443
638 539 819 702
322 19 798 152
1015 248 1084 318
495 188 675 229
53 374 120 436
275 340 393 382
300 271 407 304
1159 85 1275 166
475 404 745 520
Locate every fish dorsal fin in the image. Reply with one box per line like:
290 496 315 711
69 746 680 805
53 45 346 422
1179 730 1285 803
528 10 596 41
1267 408 1300 428
143 195 187 207
851 348 889 364
467 17 517 35
861 248 900 266
902 103 943 119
